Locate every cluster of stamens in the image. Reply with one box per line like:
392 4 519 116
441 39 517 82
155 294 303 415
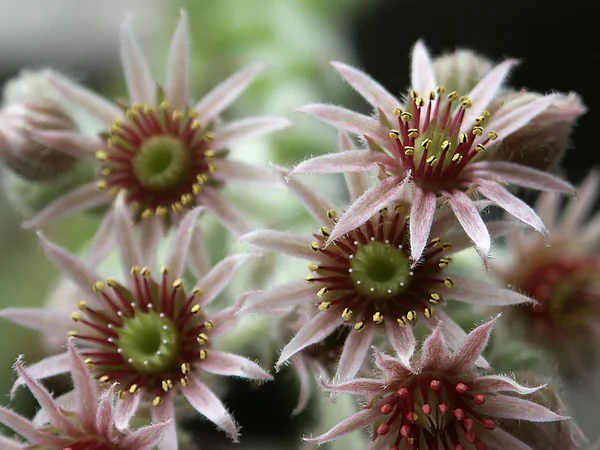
69 265 212 406
95 101 225 223
374 376 495 449
387 87 499 190
306 206 454 331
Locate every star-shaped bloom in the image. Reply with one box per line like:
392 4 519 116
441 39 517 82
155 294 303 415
238 132 533 382
307 317 568 450
291 40 575 263
27 10 289 243
0 197 272 449
0 339 170 450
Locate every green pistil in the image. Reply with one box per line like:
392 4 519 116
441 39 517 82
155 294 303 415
133 136 191 190
350 241 411 299
117 311 180 374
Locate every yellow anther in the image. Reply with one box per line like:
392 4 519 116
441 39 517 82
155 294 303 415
415 97 425 107
447 91 458 101
488 131 498 140
422 138 432 150
172 202 185 212
77 301 88 310
397 316 407 327
93 281 104 292
129 201 141 212
192 183 202 195
373 312 384 324
429 293 442 304
208 163 217 173
162 380 172 392
71 312 81 321
426 156 437 166
140 267 152 278
437 86 446 94
317 287 328 298
67 330 78 337
156 206 168 217
128 384 139 394
461 97 472 108
440 141 451 152
205 131 215 141
442 242 452 250
100 168 112 176
310 241 321 251
400 112 412 122
153 396 162 406
118 390 127 400
393 107 403 117
204 321 214 330
409 90 419 99
84 358 93 366
96 180 107 190
428 91 436 100
472 126 484 136
406 310 417 321
482 110 491 119
106 278 118 288
180 377 190 387
379 207 389 216
199 350 208 360
306 275 316 283
404 146 415 156
424 307 434 318
159 101 170 110
173 279 184 290
308 262 319 272
327 209 338 219
99 375 110 383
172 111 183 121
318 301 331 311
341 308 353 321
395 204 405 213
451 153 463 163
444 278 454 288
389 129 400 139
197 333 209 345
181 363 190 375
354 321 365 331
438 258 449 269
459 133 469 144
320 226 331 237
475 115 486 125
407 128 419 138
181 193 194 205
430 237 442 247
192 288 203 296
141 209 153 219
476 144 486 153
95 151 108 161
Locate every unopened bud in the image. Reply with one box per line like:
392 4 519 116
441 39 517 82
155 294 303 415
433 49 494 95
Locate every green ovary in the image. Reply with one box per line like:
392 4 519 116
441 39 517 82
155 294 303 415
350 241 411 299
117 311 181 374
133 136 191 190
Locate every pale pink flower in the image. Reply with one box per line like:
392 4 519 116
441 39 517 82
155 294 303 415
490 170 600 379
307 317 568 450
239 140 533 382
292 40 575 263
0 339 170 450
26 10 289 252
0 197 272 449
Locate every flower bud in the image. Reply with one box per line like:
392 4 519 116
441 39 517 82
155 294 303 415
487 90 586 170
432 49 494 94
0 69 78 181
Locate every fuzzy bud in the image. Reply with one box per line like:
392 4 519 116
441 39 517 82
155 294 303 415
433 49 494 94
487 90 586 170
0 69 78 181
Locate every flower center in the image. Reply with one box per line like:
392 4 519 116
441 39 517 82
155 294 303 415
386 87 499 191
350 241 411 299
117 311 180 374
133 136 191 190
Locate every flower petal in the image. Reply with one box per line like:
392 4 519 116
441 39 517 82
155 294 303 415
120 15 154 104
461 59 519 133
384 316 415 365
86 208 116 267
477 394 566 422
165 10 190 110
201 188 253 236
335 325 375 382
165 207 202 280
22 182 107 229
291 149 391 176
474 375 544 395
187 226 211 279
212 116 290 150
449 276 535 306
0 434 23 450
0 308 72 337
149 399 176 450
411 40 437 98
182 377 239 441
480 427 535 450
216 159 281 185
201 350 272 380
114 193 142 279
96 387 115 440
33 130 100 160
239 280 317 314
114 392 140 431
321 378 386 397
331 61 400 120
277 312 342 368
124 416 173 450
9 351 71 396
450 316 497 371
67 340 99 430
477 179 547 235
374 348 412 378
444 190 491 256
140 218 163 270
194 254 255 306
194 64 264 125
410 188 437 264
304 407 380 444
327 176 408 246
239 230 328 262
0 406 69 447
291 357 313 416
559 168 600 232
420 324 449 369
339 131 370 201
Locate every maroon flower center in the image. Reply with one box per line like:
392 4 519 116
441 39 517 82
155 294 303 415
387 88 499 192
69 266 213 407
518 257 600 335
375 376 495 449
307 206 454 332
95 101 226 223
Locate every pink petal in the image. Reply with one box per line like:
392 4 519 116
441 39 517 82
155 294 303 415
304 407 380 444
114 194 142 278
120 16 155 104
273 164 337 224
165 207 202 280
384 317 415 365
339 131 370 201
0 434 23 450
9 352 70 396
450 316 497 371
22 182 108 229
201 188 252 236
444 190 491 256
480 427 535 450
238 230 328 262
96 387 115 440
469 161 575 193
410 40 437 98
559 168 600 232
67 340 99 430
114 393 140 431
187 226 211 279
420 324 449 369
216 159 281 185
374 348 412 378
139 218 163 269
326 176 408 246
477 394 567 422
409 188 437 264
335 325 375 381
194 254 255 306
85 208 116 267
290 149 391 176
0 308 71 338
165 10 190 110
291 357 312 415
477 179 547 235
33 391 76 426
321 378 386 397
474 375 544 395
297 104 393 149
15 358 82 436
47 71 121 125
123 417 173 450
32 130 100 160
239 281 317 314
277 312 342 368
461 59 519 133
0 406 69 447
149 399 176 450
201 350 272 380
211 116 291 150
182 377 239 441
194 64 264 125
449 276 536 306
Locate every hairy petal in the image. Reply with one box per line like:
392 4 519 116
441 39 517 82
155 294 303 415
291 357 312 416
339 131 370 200
125 416 173 450
33 130 100 160
239 230 327 262
384 316 415 365
96 388 115 441
239 281 317 314
0 406 69 447
165 207 202 280
291 150 391 176
114 194 142 280
119 16 154 104
150 399 176 450
420 324 449 370
67 340 98 430
0 308 71 337
187 226 211 279
474 375 545 395
478 395 566 422
321 378 387 396
9 351 70 396
216 159 281 185
450 316 497 371
410 188 437 264
304 407 381 444
444 190 490 256
410 40 437 98
194 254 255 306
86 208 116 267
560 168 600 232
212 116 290 150
481 427 535 450
201 188 252 236
165 10 190 109
201 351 272 380
449 276 536 306
114 393 140 431
335 325 375 382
